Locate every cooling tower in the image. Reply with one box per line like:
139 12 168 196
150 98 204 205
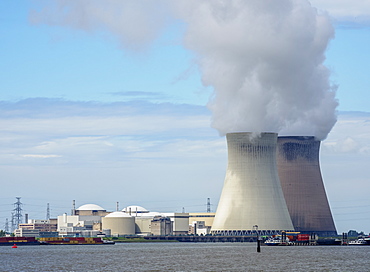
211 132 294 235
277 136 337 237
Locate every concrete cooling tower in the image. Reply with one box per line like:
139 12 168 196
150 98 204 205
211 132 294 235
277 136 337 237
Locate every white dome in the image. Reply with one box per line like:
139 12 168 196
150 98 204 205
77 204 105 211
105 211 132 218
122 205 149 213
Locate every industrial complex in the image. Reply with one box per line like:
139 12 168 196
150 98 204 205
12 203 215 238
5 132 339 239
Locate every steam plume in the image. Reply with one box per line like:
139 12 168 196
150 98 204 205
31 0 338 140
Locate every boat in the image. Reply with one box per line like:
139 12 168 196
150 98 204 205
348 238 368 245
316 238 342 246
39 237 115 245
0 237 40 246
102 239 115 244
264 236 292 246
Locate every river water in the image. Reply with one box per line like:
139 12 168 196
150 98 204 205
1 242 369 271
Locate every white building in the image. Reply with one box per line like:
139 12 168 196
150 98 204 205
14 228 40 237
57 203 107 236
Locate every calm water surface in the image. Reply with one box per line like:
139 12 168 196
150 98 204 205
1 243 369 271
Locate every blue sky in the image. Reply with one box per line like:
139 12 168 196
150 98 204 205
0 0 369 234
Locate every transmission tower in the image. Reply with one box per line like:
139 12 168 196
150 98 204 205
13 197 23 229
46 203 50 220
11 212 15 232
207 198 211 213
5 218 9 233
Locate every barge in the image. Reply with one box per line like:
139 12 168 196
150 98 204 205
0 237 40 246
39 237 114 245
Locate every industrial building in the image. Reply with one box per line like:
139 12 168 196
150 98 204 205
188 212 215 235
122 205 190 235
18 219 57 232
101 211 135 236
277 136 337 237
211 132 294 235
15 219 57 237
151 216 173 236
57 204 107 236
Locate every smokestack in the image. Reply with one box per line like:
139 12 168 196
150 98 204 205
211 132 294 235
277 136 337 237
71 200 76 215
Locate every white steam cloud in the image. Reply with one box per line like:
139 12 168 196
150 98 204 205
31 0 338 140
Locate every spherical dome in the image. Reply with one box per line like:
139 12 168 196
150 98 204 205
105 211 132 218
122 205 149 213
77 204 105 211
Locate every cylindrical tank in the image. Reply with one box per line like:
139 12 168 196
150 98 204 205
277 136 337 236
102 212 135 236
211 132 294 235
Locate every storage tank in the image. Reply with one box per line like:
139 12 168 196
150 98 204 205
277 136 337 236
102 212 135 236
211 132 294 235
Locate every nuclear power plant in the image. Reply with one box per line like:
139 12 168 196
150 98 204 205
9 134 338 239
211 132 294 235
277 136 337 237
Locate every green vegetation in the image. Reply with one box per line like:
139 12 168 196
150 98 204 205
0 230 5 237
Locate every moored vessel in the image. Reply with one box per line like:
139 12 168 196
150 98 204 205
264 236 292 246
348 238 369 246
39 237 115 245
0 237 40 246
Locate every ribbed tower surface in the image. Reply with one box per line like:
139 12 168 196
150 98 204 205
211 132 294 236
277 136 337 237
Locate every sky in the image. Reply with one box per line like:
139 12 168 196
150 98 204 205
0 0 369 234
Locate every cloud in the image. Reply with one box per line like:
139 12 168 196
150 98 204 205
21 154 62 158
29 0 172 51
322 111 370 154
309 0 370 24
110 91 167 99
0 98 216 167
0 98 227 215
